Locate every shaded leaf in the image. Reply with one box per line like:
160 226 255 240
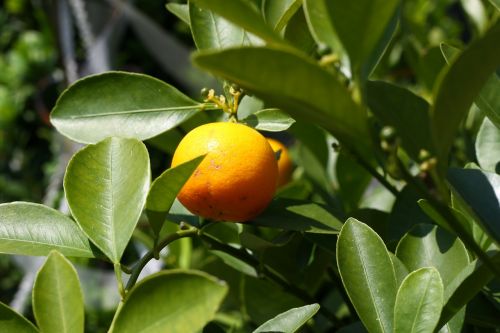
51 72 201 144
0 202 94 257
303 0 343 54
253 303 320 333
325 0 400 77
337 218 397 333
366 80 433 159
146 156 205 237
431 22 500 169
0 302 38 333
109 270 228 333
64 137 150 263
441 43 500 129
284 7 316 55
394 267 444 333
262 0 302 32
252 198 342 234
448 168 500 244
33 251 84 333
241 108 295 132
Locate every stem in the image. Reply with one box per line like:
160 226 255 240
348 148 399 196
114 263 125 299
125 227 199 292
199 233 342 326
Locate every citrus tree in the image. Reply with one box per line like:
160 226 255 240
1 0 500 332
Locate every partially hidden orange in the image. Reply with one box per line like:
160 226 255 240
266 138 293 187
171 122 279 222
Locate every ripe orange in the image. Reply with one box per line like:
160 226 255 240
266 138 293 187
171 122 279 222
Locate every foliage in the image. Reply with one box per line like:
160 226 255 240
1 0 500 332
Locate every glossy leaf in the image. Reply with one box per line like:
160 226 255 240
192 0 284 46
431 21 500 168
253 303 320 333
395 224 469 286
476 117 500 173
166 3 190 25
50 72 201 144
441 43 500 129
0 302 38 333
193 47 372 157
390 253 409 288
64 137 151 263
447 168 500 244
252 198 342 234
241 108 295 132
366 80 433 159
146 156 205 236
262 0 302 32
33 251 84 333
0 202 94 257
394 267 444 333
109 270 228 333
336 151 372 211
325 0 400 77
189 1 259 50
303 0 343 54
337 218 397 333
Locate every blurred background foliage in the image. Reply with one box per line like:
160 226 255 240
0 0 497 332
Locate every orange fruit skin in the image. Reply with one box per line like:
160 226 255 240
266 138 293 187
171 122 279 222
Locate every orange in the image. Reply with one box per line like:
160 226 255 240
266 138 293 187
171 122 279 222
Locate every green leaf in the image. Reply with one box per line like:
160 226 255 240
262 0 302 32
189 1 260 50
109 270 228 333
64 137 151 263
166 3 190 25
146 156 205 237
284 7 316 55
50 71 201 144
366 80 433 159
438 254 499 327
193 46 371 157
441 43 500 129
0 202 94 257
0 302 38 333
303 0 343 54
389 253 409 288
241 108 295 132
447 168 500 244
191 0 284 46
395 224 470 286
431 22 500 169
325 0 400 78
394 267 444 333
488 0 500 10
33 251 84 333
253 303 320 333
476 117 500 173
337 218 397 333
252 198 342 234
336 151 372 211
